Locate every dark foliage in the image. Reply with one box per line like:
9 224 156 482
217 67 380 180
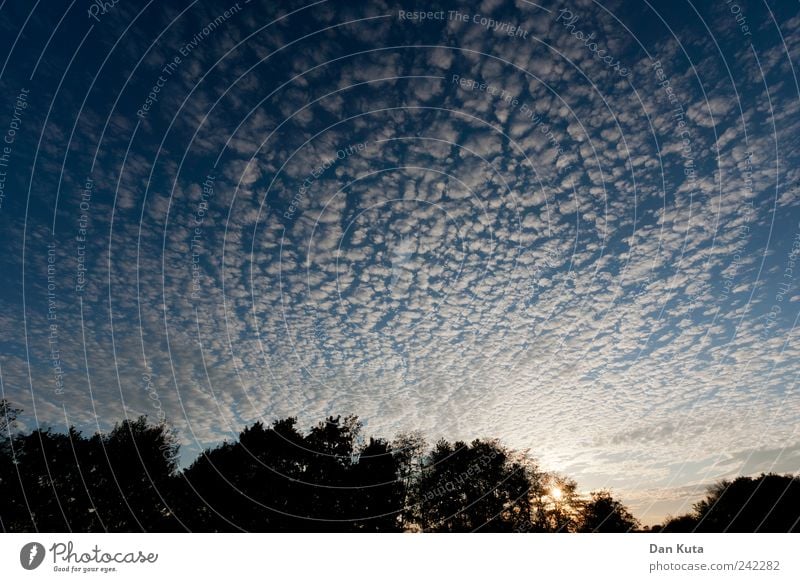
176 415 404 532
662 474 800 533
416 438 533 532
579 490 640 532
0 411 180 532
1 401 796 533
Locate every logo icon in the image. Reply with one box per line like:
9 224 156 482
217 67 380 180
20 542 45 570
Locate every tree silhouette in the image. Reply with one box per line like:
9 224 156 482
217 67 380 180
179 417 309 532
578 490 639 532
1 427 93 531
178 415 405 532
348 437 404 531
663 474 800 532
391 431 426 530
0 414 180 532
417 438 535 532
302 415 362 530
2 403 798 533
660 513 698 533
0 399 20 442
531 474 582 532
97 417 181 531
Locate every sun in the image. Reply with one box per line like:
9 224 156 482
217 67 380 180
550 486 563 500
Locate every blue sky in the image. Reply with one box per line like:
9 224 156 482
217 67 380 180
0 0 798 524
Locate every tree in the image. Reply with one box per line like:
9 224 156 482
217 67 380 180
391 431 426 530
179 417 310 532
302 415 360 530
8 406 799 534
661 513 698 532
662 473 800 532
692 474 800 532
348 437 404 531
531 474 582 532
179 415 405 532
95 417 182 531
579 490 639 532
0 399 21 440
0 415 181 532
417 438 534 532
1 427 87 532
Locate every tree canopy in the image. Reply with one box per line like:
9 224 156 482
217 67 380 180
1 401 796 533
661 474 800 533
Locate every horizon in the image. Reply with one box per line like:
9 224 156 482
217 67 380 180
3 403 797 528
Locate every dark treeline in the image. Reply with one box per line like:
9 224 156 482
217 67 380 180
1 400 798 532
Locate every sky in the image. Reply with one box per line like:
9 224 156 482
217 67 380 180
0 0 798 525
